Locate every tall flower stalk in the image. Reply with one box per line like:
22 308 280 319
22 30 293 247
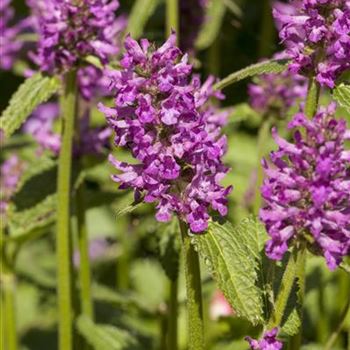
56 70 78 350
179 219 205 350
99 32 230 350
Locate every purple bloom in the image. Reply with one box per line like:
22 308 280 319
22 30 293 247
73 238 110 267
23 102 111 156
245 328 283 350
273 0 350 88
99 33 231 233
260 103 350 270
180 0 208 52
0 155 26 218
248 53 307 117
29 0 125 74
0 0 30 70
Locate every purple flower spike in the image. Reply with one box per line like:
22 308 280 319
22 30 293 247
29 0 124 74
273 0 350 88
260 103 350 270
246 328 283 350
248 53 307 117
100 34 232 233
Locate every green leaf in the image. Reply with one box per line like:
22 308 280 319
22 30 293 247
130 259 167 312
126 0 161 39
7 195 56 244
157 219 181 281
192 216 267 325
0 73 61 137
333 83 350 113
195 0 226 50
76 315 138 350
214 59 289 90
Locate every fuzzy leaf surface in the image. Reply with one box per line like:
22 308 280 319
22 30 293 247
333 83 350 113
0 73 60 137
214 59 289 90
192 217 267 324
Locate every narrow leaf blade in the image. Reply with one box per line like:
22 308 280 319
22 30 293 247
214 59 289 90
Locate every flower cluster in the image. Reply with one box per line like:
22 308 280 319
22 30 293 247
29 0 125 75
0 0 30 70
245 328 283 350
260 103 350 270
99 33 231 233
179 0 207 52
248 54 307 117
0 155 26 218
23 103 111 156
273 0 350 88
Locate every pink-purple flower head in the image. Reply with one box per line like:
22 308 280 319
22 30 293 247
23 102 111 157
29 0 125 74
260 103 350 270
245 328 283 350
99 33 232 233
273 0 350 88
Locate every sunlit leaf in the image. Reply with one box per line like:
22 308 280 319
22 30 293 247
0 73 61 137
192 216 267 325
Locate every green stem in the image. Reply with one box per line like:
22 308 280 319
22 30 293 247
56 70 77 350
166 0 179 40
167 277 178 350
324 293 350 350
178 219 204 350
1 228 17 350
305 78 320 119
117 221 130 290
3 273 17 350
76 183 94 319
258 0 275 58
268 246 305 329
253 118 271 215
288 248 306 350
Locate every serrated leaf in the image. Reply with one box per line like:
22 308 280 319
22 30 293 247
76 315 138 350
157 219 181 281
126 0 161 39
192 217 267 325
195 0 226 50
0 73 61 137
7 195 56 243
333 83 350 113
214 59 289 90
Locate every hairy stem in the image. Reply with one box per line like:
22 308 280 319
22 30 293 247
268 246 305 328
166 0 179 40
178 219 204 350
167 277 178 350
253 118 271 215
305 78 320 119
56 70 77 350
288 248 306 350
